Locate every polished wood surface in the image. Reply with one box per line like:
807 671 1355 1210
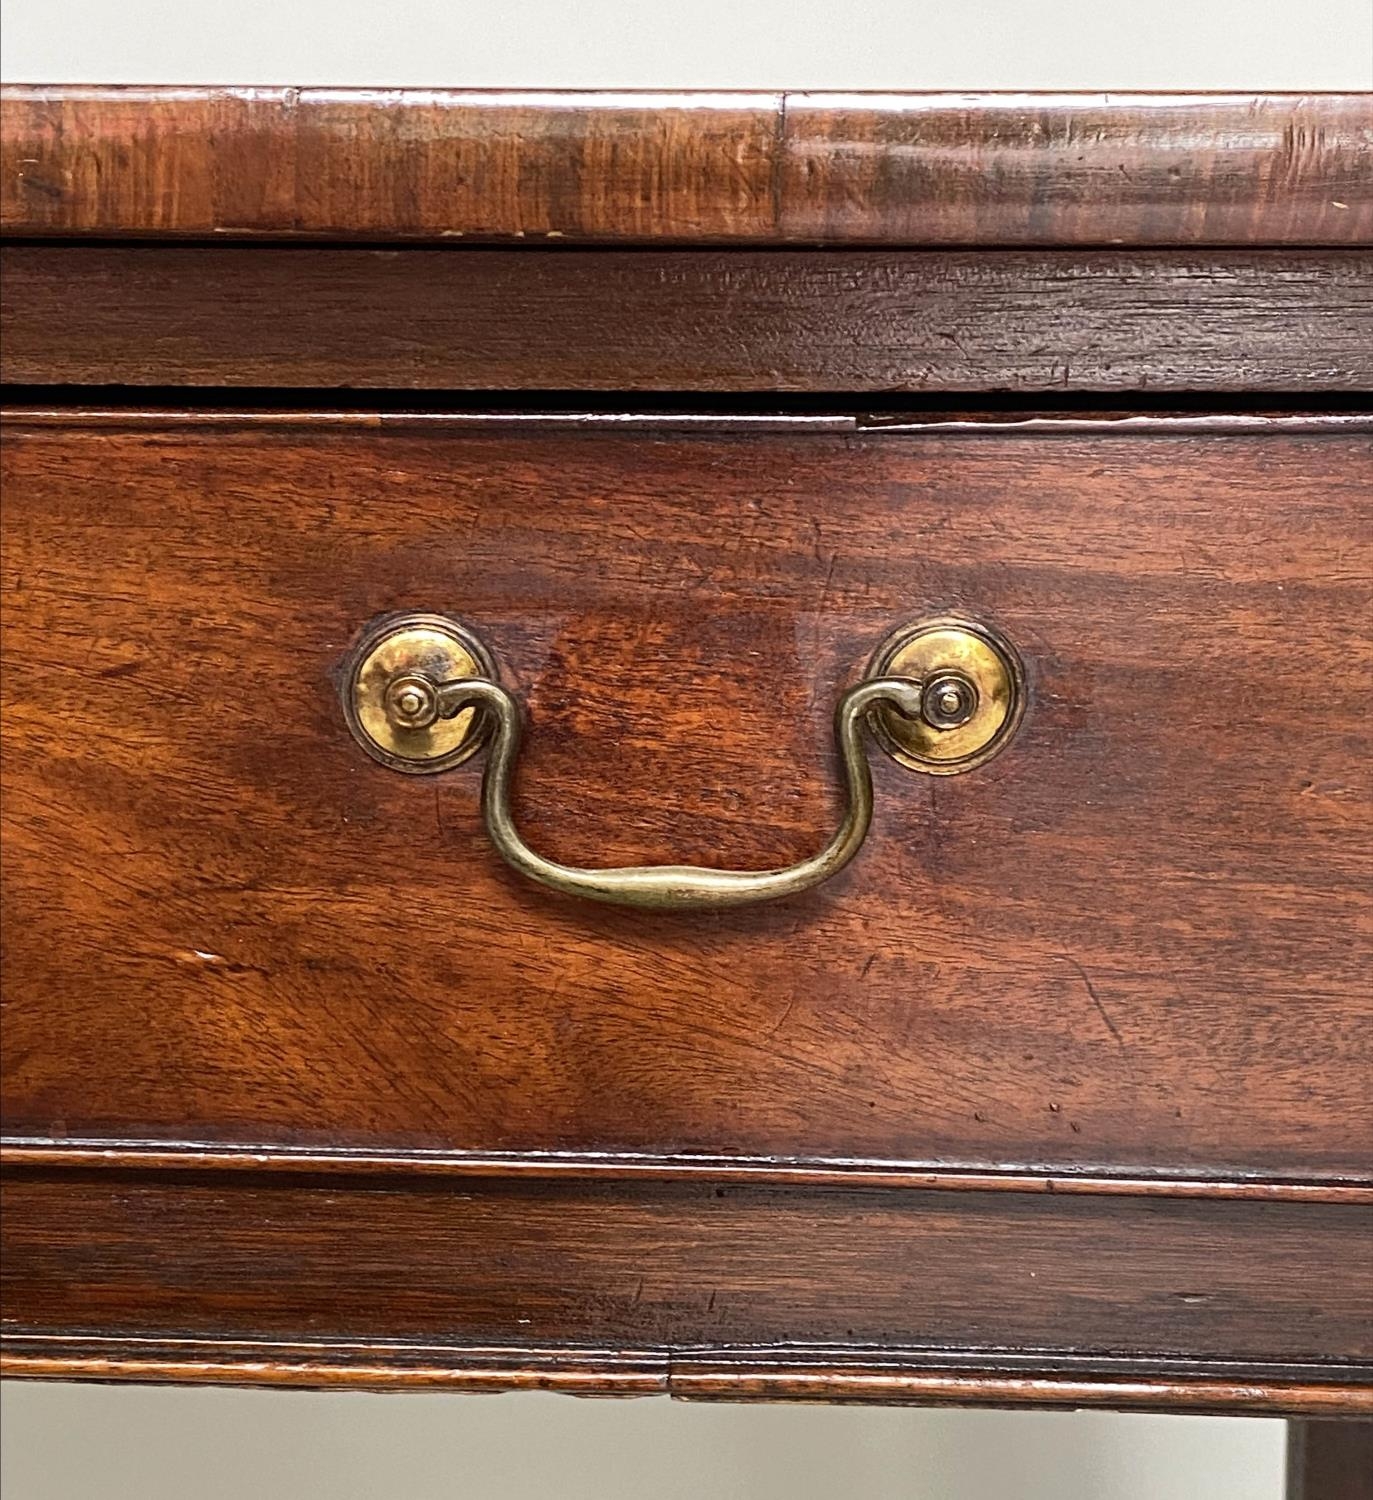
2 88 1369 244
2 90 1370 1422
3 1168 1370 1411
781 94 1373 245
5 245 1369 393
2 412 1369 1186
8 1137 1369 1201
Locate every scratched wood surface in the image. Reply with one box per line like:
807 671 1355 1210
4 245 1370 393
2 1168 1371 1411
2 413 1369 1182
2 88 1369 243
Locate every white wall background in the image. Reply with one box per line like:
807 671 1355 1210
2 0 1371 88
1 1384 1290 1500
2 4 1367 1497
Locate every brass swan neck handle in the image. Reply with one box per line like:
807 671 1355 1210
342 613 1024 911
433 674 921 910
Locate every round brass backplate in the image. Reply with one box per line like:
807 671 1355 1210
867 617 1025 774
342 614 496 774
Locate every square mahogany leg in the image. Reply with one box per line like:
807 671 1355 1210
1287 1421 1373 1500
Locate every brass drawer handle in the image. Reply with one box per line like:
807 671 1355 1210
423 672 910 911
343 614 1023 910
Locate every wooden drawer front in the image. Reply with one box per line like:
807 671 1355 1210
1 413 1369 1187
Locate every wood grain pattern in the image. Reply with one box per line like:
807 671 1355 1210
4 245 1370 392
2 1169 1370 1409
2 413 1369 1185
5 87 1369 1419
780 94 1373 246
2 87 1369 244
4 1336 1370 1415
0 87 780 242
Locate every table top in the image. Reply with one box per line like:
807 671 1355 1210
2 86 1370 244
